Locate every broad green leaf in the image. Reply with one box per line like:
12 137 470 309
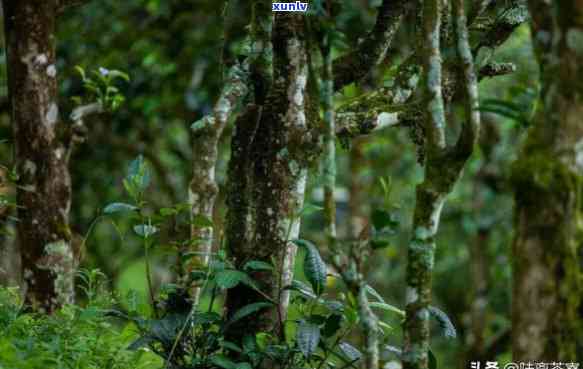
293 239 327 295
215 270 246 289
296 321 320 358
221 341 243 353
210 355 237 369
338 342 362 361
243 260 273 271
284 280 317 300
104 202 138 214
227 302 274 326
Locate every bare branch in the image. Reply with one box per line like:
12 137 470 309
333 0 413 90
454 0 481 156
422 0 447 152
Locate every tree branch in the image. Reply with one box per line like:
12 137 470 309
453 0 481 157
332 0 413 90
335 0 525 142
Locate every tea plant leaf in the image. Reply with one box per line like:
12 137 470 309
103 202 138 214
293 239 327 295
429 306 457 339
227 302 274 326
338 342 362 361
296 321 320 358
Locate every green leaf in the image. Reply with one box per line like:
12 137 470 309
215 270 246 289
127 336 155 351
284 280 317 299
221 341 243 353
338 342 362 361
296 321 320 358
243 260 273 272
191 312 222 325
107 69 131 82
429 306 457 339
103 202 138 214
365 284 385 304
382 345 402 358
126 155 151 192
159 207 177 217
133 224 159 238
369 302 405 317
371 209 399 230
293 239 327 295
227 302 274 326
191 214 213 228
211 355 237 369
429 350 437 369
299 203 323 217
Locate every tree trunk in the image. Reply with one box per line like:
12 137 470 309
224 12 319 343
510 0 583 361
3 0 75 312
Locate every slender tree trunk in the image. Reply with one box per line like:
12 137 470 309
510 0 583 361
2 0 75 312
403 0 480 367
189 61 249 304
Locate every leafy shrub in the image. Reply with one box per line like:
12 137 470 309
0 271 161 369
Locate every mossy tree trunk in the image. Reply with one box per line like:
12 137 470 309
2 0 78 312
403 0 480 367
511 0 583 361
224 11 319 343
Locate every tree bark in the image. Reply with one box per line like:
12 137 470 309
403 0 480 367
224 12 319 343
2 0 75 312
511 0 583 361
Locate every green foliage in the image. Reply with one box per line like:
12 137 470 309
73 66 130 111
292 240 327 296
0 275 160 369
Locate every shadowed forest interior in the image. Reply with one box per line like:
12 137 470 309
0 1 582 369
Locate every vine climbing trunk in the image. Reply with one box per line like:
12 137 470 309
510 0 583 361
2 0 75 312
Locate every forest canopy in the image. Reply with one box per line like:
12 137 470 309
0 1 582 369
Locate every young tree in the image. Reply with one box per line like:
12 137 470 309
2 0 85 312
511 0 583 361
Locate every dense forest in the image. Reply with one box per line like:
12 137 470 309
0 1 582 368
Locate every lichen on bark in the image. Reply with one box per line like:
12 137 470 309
3 0 77 313
224 12 321 344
